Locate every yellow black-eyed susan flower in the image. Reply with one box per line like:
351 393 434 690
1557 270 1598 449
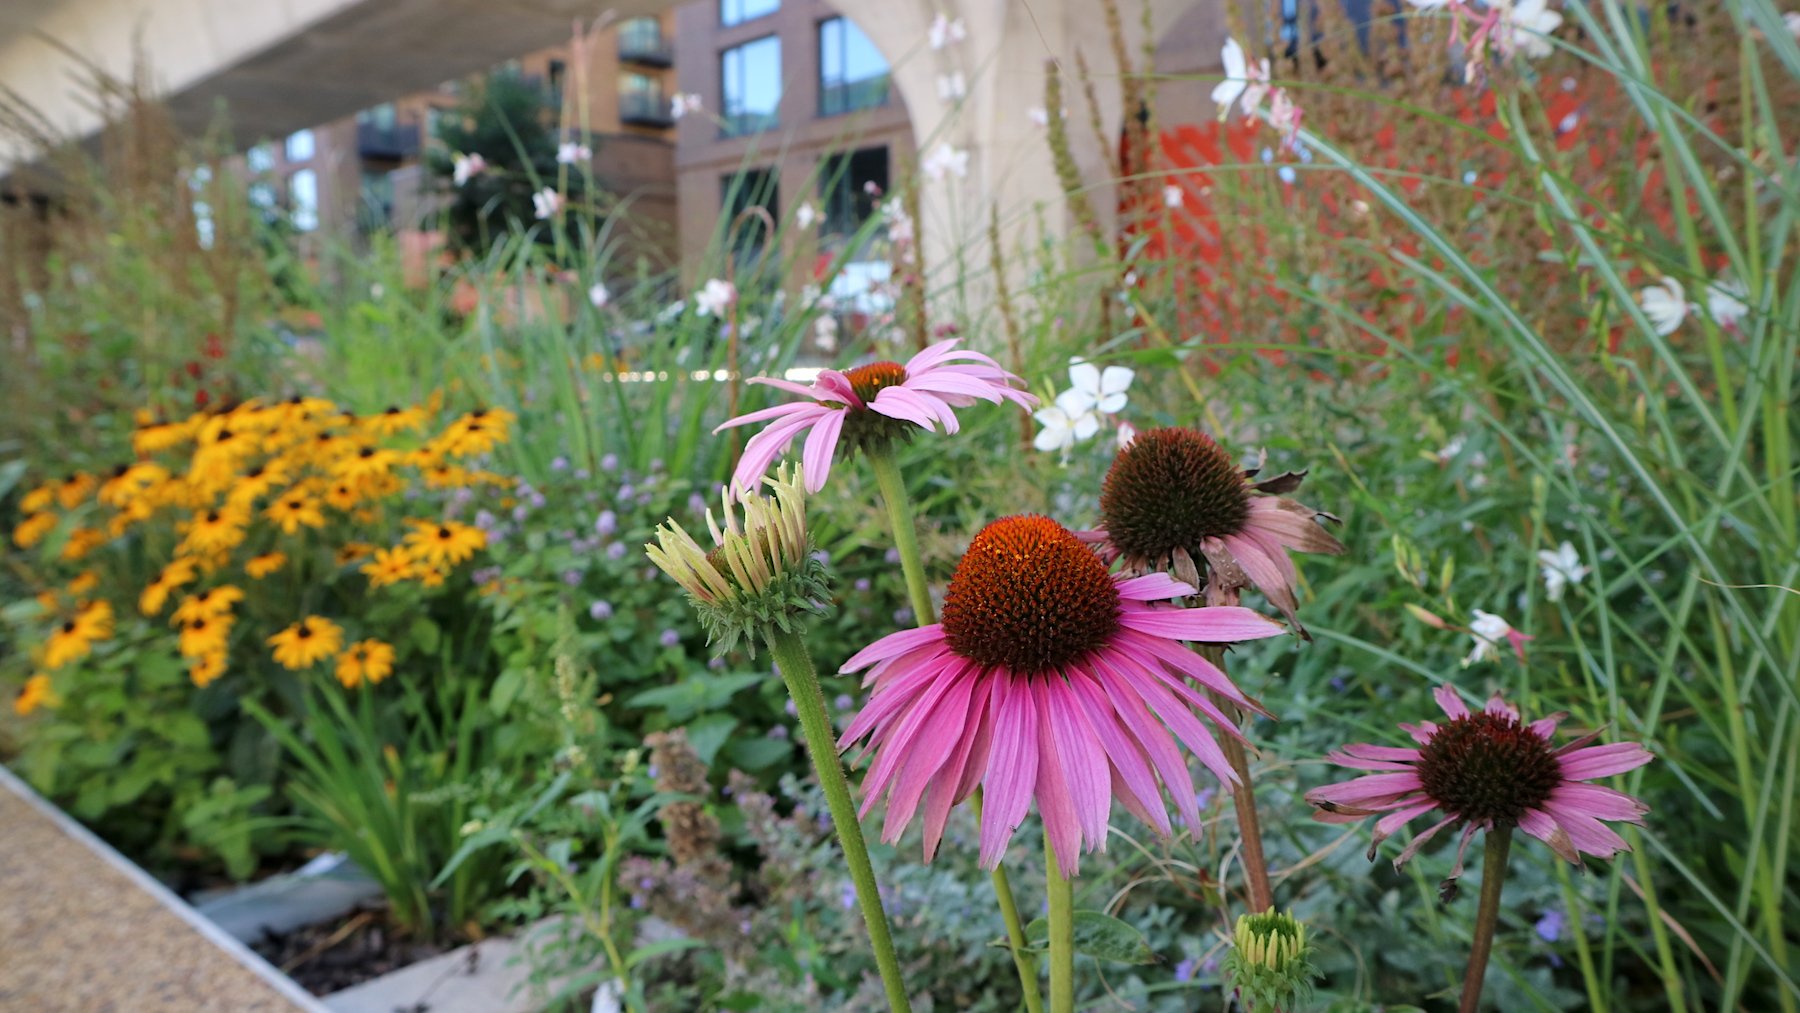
13 512 57 549
403 518 486 568
267 616 343 670
267 493 325 535
188 651 228 688
361 404 428 437
179 614 234 658
360 547 420 588
45 600 114 670
60 527 108 562
334 639 395 688
140 558 199 616
178 508 248 557
245 552 287 579
56 472 96 510
14 674 58 716
171 585 245 626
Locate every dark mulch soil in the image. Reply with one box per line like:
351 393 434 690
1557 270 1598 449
250 905 455 996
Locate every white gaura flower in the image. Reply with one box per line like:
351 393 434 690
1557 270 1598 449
1405 0 1456 7
588 282 609 309
694 278 737 317
556 141 592 165
795 201 819 229
1464 609 1532 666
1115 419 1138 451
670 93 703 119
1032 388 1101 453
813 313 838 351
532 188 562 220
1705 277 1748 329
1067 357 1133 414
452 152 486 186
921 143 969 181
928 13 966 50
1436 434 1467 462
1637 277 1689 336
1785 11 1800 38
1212 38 1270 120
1503 0 1564 59
1537 541 1589 602
1163 183 1183 208
937 72 967 101
1027 106 1050 128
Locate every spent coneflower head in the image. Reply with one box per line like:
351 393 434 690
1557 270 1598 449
715 339 1036 495
838 514 1286 878
1305 686 1652 887
646 463 829 653
1086 427 1343 635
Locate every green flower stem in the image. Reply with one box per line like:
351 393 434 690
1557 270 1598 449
1044 836 1076 1013
971 793 1045 1013
1198 644 1274 915
765 627 911 1013
1459 828 1514 1013
866 446 936 624
864 444 1044 1013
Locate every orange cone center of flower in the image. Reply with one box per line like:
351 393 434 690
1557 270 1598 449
941 515 1121 674
1100 427 1251 560
1415 712 1562 825
844 361 907 404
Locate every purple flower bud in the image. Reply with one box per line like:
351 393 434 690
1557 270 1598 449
1535 909 1567 943
474 509 496 530
550 456 569 471
530 492 547 509
589 600 614 620
1173 957 1197 983
575 468 591 480
707 656 725 670
854 578 871 592
769 725 788 740
607 542 627 561
811 549 831 566
834 694 853 710
562 569 583 586
619 483 635 500
512 505 529 522
648 458 663 473
885 547 901 565
688 492 707 514
595 510 617 536
659 628 680 647
630 894 644 909
451 486 475 506
784 698 797 716
893 607 914 625
600 453 619 472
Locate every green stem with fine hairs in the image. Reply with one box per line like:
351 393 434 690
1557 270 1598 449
1459 829 1514 1013
1197 643 1275 915
864 443 1044 1013
1045 836 1076 1013
765 627 910 1013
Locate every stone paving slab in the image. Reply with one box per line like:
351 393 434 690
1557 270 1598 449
0 764 324 1013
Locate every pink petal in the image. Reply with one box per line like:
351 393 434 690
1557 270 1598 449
1399 720 1438 745
1304 771 1426 809
800 408 847 492
1112 573 1195 602
1115 603 1286 643
903 371 1009 403
748 375 843 402
858 660 969 816
1484 694 1519 720
902 338 967 374
1338 743 1423 762
1519 806 1581 864
1043 678 1111 849
1541 802 1631 858
1558 742 1654 780
1113 630 1263 715
841 625 947 672
1033 683 1084 876
1433 685 1470 720
881 668 979 840
714 400 819 432
1373 800 1438 839
1390 813 1459 867
921 680 992 860
732 412 819 492
979 673 1039 868
1529 712 1568 740
865 388 938 430
1546 783 1647 823
1093 661 1202 830
1093 652 1236 789
1220 532 1297 614
1065 669 1168 836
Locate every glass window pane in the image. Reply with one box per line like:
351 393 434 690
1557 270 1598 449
285 129 315 162
818 18 888 116
721 36 781 136
721 0 779 27
290 169 319 232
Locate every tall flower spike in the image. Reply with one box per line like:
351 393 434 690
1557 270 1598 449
1305 686 1652 893
646 463 829 654
715 339 1036 496
1084 427 1343 635
838 514 1286 878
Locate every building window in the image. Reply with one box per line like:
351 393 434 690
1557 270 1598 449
819 146 887 236
818 17 889 117
289 169 319 232
722 166 778 259
359 170 395 234
285 129 315 163
356 103 397 130
720 36 781 137
720 0 778 27
547 59 567 96
246 143 275 174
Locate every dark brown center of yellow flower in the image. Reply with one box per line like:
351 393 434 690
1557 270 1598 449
288 395 304 405
205 512 220 524
470 408 490 419
217 429 234 442
941 515 1121 675
190 620 206 632
384 406 402 415
358 447 376 459
836 361 915 454
246 465 265 479
436 526 452 540
1415 711 1563 826
61 621 76 634
1099 427 1251 561
111 464 129 478
296 623 312 639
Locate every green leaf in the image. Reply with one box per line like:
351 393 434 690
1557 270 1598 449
724 736 791 771
625 937 705 969
409 616 442 654
684 713 738 768
489 667 524 715
1024 910 1157 965
626 673 761 722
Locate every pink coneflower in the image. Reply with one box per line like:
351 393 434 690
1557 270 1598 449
1306 686 1652 882
1082 427 1343 634
717 340 1035 494
838 515 1286 877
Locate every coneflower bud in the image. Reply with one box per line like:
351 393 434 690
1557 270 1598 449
1223 908 1319 1013
645 463 829 653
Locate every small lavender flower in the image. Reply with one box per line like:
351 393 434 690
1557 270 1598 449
811 549 831 566
834 694 853 710
630 894 644 910
893 607 913 625
854 577 871 592
784 698 798 716
885 547 902 565
607 542 627 561
600 453 619 472
575 468 591 480
648 458 664 473
474 509 496 530
512 505 529 522
589 600 614 620
530 491 547 509
707 656 726 671
562 569 583 586
769 725 789 740
595 510 617 536
1174 957 1198 983
551 455 569 471
688 492 707 515
659 628 680 647
1535 909 1567 943
840 882 856 910
619 483 635 500
450 486 475 506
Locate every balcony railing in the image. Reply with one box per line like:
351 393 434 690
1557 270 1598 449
356 121 421 160
620 90 674 128
618 23 673 66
